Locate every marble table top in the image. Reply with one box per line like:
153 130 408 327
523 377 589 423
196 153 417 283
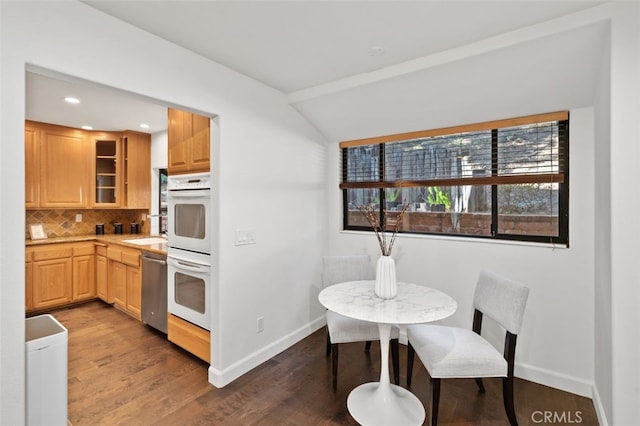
319 280 457 325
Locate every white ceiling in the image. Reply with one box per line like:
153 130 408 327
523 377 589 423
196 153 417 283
26 69 169 134
26 1 608 140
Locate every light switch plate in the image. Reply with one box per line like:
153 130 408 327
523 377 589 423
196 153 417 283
235 228 256 246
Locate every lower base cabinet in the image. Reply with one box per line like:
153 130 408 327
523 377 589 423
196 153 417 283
26 242 95 313
32 257 73 310
107 245 141 320
72 244 96 301
25 241 138 317
95 243 111 303
26 241 212 365
167 313 210 363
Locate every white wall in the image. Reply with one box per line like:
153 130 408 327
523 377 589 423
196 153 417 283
608 4 640 425
593 24 612 425
151 130 168 170
0 2 327 423
2 1 639 425
327 109 596 398
322 4 640 425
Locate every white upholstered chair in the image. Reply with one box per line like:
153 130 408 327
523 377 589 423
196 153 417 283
406 270 530 426
322 255 400 392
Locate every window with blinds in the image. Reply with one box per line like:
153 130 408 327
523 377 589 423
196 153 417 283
341 111 569 245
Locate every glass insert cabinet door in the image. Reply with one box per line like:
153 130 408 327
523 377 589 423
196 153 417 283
95 139 118 204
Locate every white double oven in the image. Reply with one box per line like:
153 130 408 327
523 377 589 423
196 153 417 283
167 172 212 330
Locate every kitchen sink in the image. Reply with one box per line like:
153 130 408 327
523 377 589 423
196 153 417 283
122 237 167 245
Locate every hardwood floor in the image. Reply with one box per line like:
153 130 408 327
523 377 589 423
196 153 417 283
51 301 598 425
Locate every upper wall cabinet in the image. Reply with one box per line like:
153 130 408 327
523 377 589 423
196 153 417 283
91 132 123 207
168 108 210 175
123 131 151 209
26 121 151 209
25 124 40 208
88 130 151 209
38 123 90 208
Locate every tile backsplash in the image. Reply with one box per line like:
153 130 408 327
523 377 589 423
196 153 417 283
26 209 149 239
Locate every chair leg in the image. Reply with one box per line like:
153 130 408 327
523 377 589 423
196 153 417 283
430 377 441 426
407 342 415 388
364 340 372 353
475 378 486 393
331 343 339 392
391 338 400 385
326 331 331 357
503 375 518 426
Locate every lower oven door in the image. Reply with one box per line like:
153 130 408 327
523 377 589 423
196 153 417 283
167 253 211 330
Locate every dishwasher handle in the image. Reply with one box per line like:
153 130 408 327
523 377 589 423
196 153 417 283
142 255 167 266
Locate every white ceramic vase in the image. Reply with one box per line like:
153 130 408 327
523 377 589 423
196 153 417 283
374 255 397 299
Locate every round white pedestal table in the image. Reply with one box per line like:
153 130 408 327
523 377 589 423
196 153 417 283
318 280 457 426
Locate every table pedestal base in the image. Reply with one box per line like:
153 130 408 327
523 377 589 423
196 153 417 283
347 382 425 426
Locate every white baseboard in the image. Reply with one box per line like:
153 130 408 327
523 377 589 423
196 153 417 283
208 315 326 388
207 320 609 426
516 362 593 397
516 363 610 424
591 384 609 426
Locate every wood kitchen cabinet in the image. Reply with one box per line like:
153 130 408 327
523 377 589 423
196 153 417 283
123 131 151 209
107 245 141 320
72 243 96 301
111 260 127 307
90 130 151 209
26 121 151 209
91 133 122 207
168 313 211 363
25 125 40 208
125 267 141 319
27 242 96 312
168 108 210 175
30 245 74 310
39 123 89 208
26 121 90 208
25 120 90 208
25 248 34 311
95 243 111 303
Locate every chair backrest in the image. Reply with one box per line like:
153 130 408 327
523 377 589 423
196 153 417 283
322 255 374 288
473 270 530 335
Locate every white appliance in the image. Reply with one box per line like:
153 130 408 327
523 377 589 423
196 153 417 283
167 171 212 330
167 248 211 330
26 314 67 426
167 172 211 255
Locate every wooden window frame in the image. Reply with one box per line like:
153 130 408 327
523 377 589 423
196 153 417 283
341 111 569 245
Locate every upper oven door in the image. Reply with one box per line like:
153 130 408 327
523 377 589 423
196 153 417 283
167 188 211 254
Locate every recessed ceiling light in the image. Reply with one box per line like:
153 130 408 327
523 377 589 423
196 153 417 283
81 125 93 130
139 123 150 129
64 96 80 104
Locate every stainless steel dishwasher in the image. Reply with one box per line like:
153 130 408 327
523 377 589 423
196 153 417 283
141 251 168 333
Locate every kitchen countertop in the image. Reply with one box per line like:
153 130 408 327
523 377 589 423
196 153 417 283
26 234 168 255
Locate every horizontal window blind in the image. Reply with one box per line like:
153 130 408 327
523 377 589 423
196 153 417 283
341 112 567 190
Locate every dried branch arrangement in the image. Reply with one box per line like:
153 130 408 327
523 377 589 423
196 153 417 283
357 203 409 256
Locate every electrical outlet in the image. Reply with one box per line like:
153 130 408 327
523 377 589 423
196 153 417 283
75 213 82 223
257 317 264 333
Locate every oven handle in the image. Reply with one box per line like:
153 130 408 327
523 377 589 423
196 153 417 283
168 257 209 272
168 193 209 198
168 189 210 198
